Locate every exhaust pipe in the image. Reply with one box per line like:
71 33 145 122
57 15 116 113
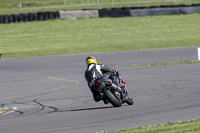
111 83 122 93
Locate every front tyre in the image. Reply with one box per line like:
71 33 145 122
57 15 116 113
126 95 134 105
103 88 122 107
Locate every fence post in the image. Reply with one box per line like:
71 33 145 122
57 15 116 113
136 0 139 6
198 47 200 61
64 0 67 7
17 2 22 13
96 0 99 6
112 0 115 6
43 0 45 10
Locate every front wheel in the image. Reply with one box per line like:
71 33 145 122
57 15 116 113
126 95 134 105
103 88 122 107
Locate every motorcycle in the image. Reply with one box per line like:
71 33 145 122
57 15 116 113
89 71 134 107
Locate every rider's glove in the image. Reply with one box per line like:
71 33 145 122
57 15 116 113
112 69 119 75
115 69 119 73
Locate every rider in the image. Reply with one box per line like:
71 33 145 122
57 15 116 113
84 56 125 103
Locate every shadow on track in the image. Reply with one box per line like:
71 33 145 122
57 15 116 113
68 106 114 112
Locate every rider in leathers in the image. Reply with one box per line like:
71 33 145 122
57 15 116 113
84 56 122 103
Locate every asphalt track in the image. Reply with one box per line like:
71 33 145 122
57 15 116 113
0 46 200 133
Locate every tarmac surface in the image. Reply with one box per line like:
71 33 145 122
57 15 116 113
0 46 200 133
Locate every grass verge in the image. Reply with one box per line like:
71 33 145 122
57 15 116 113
118 60 200 67
0 13 200 58
107 119 200 133
0 0 200 15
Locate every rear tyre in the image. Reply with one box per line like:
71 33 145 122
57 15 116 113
103 88 122 107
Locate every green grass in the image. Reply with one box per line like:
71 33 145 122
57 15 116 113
118 60 200 67
0 13 200 58
107 119 200 133
0 0 200 15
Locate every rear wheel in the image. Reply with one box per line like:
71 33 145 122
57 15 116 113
103 88 122 107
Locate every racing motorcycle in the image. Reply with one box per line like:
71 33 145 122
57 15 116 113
89 71 134 107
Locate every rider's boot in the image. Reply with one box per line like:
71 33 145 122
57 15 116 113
119 85 128 102
94 94 103 102
119 84 125 89
94 94 109 104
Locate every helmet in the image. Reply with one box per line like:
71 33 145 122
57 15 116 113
86 56 97 66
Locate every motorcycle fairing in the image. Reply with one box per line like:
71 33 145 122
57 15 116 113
118 73 127 90
95 76 113 92
96 76 113 84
